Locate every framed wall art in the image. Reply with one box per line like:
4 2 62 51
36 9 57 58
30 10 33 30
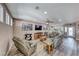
22 23 33 31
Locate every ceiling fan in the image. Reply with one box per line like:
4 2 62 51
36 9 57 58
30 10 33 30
45 18 54 23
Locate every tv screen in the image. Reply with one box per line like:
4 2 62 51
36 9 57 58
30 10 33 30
35 25 42 30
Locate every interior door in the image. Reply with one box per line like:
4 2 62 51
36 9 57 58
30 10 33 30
64 24 76 38
68 27 74 37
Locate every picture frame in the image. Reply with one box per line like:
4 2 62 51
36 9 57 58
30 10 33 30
22 23 33 31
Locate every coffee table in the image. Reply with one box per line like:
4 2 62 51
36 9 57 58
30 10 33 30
43 39 54 54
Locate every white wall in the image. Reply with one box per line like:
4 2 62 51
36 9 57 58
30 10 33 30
0 22 13 56
13 20 48 40
76 21 79 40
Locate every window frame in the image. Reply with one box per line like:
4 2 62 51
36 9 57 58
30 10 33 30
5 11 10 25
0 4 4 23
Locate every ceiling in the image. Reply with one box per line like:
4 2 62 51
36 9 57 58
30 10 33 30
6 3 79 25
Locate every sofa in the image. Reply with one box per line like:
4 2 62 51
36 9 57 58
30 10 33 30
11 37 37 56
49 34 63 49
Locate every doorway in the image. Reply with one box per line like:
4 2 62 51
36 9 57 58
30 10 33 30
68 27 74 37
64 24 76 38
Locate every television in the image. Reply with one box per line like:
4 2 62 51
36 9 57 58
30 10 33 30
35 25 42 30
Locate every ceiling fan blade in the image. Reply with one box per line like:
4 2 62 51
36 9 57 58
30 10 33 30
46 20 54 23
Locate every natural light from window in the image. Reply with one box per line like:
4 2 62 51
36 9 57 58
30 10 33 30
0 4 3 23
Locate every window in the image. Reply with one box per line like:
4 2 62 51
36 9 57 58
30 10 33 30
6 11 10 25
5 10 13 26
0 4 3 22
0 4 13 26
10 18 13 26
65 27 67 32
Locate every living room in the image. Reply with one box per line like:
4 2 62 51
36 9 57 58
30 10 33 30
0 3 79 56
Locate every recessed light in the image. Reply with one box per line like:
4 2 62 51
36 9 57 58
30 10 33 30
46 23 48 24
44 11 47 14
59 19 62 22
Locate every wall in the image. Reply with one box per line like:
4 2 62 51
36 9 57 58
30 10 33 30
76 21 79 40
0 22 13 55
13 19 64 40
64 21 79 40
64 23 76 38
13 20 48 40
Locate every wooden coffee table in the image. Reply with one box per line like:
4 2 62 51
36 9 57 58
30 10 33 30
46 44 53 54
43 39 54 54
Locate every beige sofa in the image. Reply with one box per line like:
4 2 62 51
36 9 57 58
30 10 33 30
11 37 37 56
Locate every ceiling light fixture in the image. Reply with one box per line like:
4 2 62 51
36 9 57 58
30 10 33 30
46 23 49 24
44 11 47 14
59 19 62 22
